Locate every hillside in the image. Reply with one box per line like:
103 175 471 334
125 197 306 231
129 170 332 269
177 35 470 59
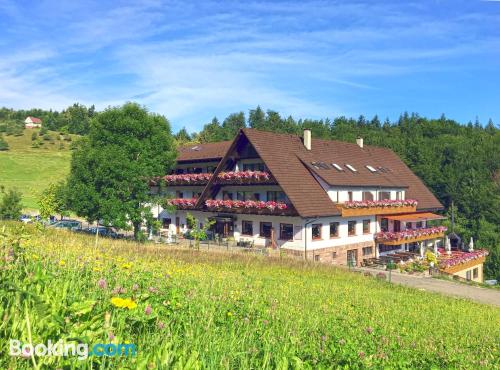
0 129 76 210
1 223 498 368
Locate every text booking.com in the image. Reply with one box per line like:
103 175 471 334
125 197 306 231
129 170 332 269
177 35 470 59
10 339 137 361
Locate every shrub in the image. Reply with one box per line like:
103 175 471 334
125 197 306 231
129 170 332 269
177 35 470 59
0 188 23 220
43 133 52 141
0 136 8 151
31 132 37 141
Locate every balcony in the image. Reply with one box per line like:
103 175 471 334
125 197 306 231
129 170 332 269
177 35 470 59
204 199 293 216
438 249 489 274
375 226 447 245
153 170 276 187
338 199 418 217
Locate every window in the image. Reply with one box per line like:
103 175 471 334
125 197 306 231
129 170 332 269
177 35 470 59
312 224 322 240
267 191 287 202
366 165 377 172
379 191 391 200
314 255 320 262
345 164 357 172
379 244 401 253
362 247 373 256
394 220 401 232
176 191 184 199
280 223 294 240
473 268 479 279
332 163 343 171
294 226 302 240
466 270 472 281
237 191 246 201
332 252 337 259
222 191 233 200
194 192 202 199
396 191 403 200
252 193 261 201
348 191 353 202
206 166 216 173
330 222 339 238
406 222 412 230
260 222 272 238
348 221 356 236
416 221 423 229
242 220 253 236
243 162 265 171
363 219 370 234
380 218 389 232
162 218 171 228
362 191 373 201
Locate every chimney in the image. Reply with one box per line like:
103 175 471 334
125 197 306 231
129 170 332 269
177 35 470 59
303 129 311 150
356 137 364 148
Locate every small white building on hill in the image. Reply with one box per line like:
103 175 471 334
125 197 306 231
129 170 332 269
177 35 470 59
24 116 42 128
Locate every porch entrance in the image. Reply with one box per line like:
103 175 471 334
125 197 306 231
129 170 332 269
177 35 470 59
209 215 235 238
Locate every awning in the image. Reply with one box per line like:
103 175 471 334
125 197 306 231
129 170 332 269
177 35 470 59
383 212 446 222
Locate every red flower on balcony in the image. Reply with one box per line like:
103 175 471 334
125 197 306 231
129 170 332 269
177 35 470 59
217 171 271 183
343 199 418 209
205 199 287 212
166 198 197 209
375 226 447 242
162 173 212 185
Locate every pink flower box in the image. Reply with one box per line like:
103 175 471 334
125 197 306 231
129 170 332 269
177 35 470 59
375 226 447 242
166 198 197 209
343 199 418 209
205 199 288 212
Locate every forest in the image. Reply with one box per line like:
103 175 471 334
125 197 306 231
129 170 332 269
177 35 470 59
1 104 498 279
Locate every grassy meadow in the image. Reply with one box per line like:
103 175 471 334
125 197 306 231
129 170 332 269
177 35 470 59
0 129 74 210
0 222 499 369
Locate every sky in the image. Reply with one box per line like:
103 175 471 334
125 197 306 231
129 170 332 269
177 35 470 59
1 0 499 132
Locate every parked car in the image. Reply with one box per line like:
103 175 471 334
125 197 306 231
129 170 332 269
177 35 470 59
50 220 82 231
81 226 123 239
19 215 32 223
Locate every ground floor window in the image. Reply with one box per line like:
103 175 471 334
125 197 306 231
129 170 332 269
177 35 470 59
314 255 320 262
242 220 253 236
162 218 171 228
280 223 294 240
466 270 472 281
332 252 337 259
347 249 358 266
362 246 373 256
260 222 272 238
312 224 322 240
473 268 479 279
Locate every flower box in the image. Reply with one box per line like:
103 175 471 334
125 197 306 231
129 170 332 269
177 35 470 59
166 198 197 209
215 171 275 184
439 250 489 273
375 226 447 245
339 199 418 216
205 199 289 214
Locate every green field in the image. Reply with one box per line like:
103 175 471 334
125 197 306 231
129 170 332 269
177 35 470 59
0 129 73 210
0 222 498 369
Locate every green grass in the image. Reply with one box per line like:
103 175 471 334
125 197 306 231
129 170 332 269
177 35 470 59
1 222 498 369
0 129 74 210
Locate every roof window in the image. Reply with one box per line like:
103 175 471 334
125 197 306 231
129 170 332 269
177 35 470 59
345 164 357 172
332 163 343 171
366 165 378 173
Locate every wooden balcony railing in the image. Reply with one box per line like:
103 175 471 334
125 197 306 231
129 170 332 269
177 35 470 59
338 200 418 216
375 226 447 246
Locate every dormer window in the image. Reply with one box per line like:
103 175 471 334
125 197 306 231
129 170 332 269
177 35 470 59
345 164 357 172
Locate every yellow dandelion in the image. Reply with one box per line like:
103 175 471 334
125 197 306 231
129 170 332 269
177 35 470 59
59 260 66 266
121 262 132 269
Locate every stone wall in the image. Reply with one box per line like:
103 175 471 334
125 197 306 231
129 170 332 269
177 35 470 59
282 240 375 266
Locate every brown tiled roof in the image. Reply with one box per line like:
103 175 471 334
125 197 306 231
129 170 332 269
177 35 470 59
177 141 232 162
242 129 442 216
193 129 443 217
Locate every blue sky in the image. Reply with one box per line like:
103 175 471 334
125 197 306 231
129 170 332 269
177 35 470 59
1 0 499 132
